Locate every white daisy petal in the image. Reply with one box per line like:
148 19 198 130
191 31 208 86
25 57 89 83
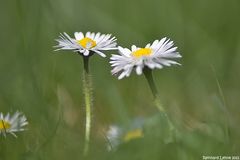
145 43 151 48
89 32 95 39
118 46 131 57
86 32 91 38
74 32 84 40
92 50 106 57
131 45 137 51
136 65 143 75
96 34 106 43
151 40 159 49
146 62 155 69
5 113 10 122
94 32 101 41
118 71 127 79
83 50 90 56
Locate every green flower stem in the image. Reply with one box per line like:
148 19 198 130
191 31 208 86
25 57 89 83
82 56 92 156
143 68 175 131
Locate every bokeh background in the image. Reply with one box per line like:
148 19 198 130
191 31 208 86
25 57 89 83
1 0 240 159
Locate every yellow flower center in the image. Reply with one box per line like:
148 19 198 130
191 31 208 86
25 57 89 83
78 37 97 49
132 48 152 58
123 129 144 142
0 120 11 130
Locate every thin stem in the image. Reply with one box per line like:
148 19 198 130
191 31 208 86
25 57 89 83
211 65 229 143
143 68 165 112
83 56 89 74
82 56 92 156
143 68 158 97
143 68 175 131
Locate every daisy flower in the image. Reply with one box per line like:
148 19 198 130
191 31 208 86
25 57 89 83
106 125 122 151
110 37 182 79
106 118 144 151
106 125 144 151
0 111 28 138
55 32 117 57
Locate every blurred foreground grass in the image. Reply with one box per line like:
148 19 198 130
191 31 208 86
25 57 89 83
1 0 240 159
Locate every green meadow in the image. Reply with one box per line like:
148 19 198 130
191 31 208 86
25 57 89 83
1 0 240 159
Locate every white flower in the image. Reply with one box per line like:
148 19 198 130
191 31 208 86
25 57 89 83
106 118 144 151
106 125 122 151
55 32 117 57
0 111 28 138
110 37 182 79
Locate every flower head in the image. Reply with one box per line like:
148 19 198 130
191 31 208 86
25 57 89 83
0 111 28 138
106 118 144 151
106 125 122 151
55 32 117 57
110 37 182 79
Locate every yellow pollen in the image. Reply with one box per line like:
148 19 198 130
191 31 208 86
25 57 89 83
0 120 11 130
123 129 144 142
78 37 97 49
132 48 152 58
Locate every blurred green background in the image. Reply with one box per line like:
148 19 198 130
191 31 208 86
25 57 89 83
1 0 240 159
